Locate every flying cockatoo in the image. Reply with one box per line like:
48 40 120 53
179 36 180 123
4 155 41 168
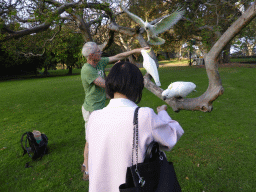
120 1 184 45
162 81 196 100
141 49 161 86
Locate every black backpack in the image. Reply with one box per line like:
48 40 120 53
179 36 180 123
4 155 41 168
21 132 48 161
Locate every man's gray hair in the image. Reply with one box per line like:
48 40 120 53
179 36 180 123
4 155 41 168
81 42 98 58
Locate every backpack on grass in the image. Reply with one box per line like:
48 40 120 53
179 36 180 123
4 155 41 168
21 131 48 161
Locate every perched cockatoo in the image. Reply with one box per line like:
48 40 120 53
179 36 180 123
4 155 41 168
120 2 184 45
162 81 196 100
141 49 161 86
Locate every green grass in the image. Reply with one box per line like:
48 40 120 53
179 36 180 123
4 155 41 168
0 66 255 191
159 58 190 65
38 68 82 76
230 57 256 63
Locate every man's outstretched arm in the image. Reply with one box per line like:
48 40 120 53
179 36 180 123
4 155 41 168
108 47 150 64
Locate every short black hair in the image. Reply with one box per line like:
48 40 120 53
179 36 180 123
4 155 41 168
106 61 144 104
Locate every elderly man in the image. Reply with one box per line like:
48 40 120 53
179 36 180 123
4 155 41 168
81 42 149 180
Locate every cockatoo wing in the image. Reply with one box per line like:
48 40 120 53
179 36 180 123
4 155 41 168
180 82 196 97
148 36 165 45
120 2 146 28
166 81 196 98
141 49 161 86
153 9 185 35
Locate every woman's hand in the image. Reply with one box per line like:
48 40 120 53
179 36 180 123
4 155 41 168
157 105 167 113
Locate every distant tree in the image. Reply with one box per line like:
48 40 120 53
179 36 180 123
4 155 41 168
51 25 84 75
0 45 44 76
232 18 256 56
176 0 254 63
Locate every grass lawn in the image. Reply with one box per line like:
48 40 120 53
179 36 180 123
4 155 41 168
0 65 255 191
159 58 190 66
230 57 256 63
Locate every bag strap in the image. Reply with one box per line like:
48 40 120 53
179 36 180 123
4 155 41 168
132 107 140 166
21 132 28 156
132 107 146 187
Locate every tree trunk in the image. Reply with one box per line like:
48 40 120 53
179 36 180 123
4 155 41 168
128 55 136 64
164 52 169 59
222 43 231 63
179 46 182 60
67 66 72 75
43 67 48 75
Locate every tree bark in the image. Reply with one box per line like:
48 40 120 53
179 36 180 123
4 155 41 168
222 43 231 63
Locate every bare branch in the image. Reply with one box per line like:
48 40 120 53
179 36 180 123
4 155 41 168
102 30 115 51
13 15 36 23
108 21 136 36
19 25 62 57
88 14 108 25
44 0 61 6
0 1 80 42
1 24 15 33
71 13 93 41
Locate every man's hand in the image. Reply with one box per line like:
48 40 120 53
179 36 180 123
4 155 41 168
157 105 167 113
135 47 150 53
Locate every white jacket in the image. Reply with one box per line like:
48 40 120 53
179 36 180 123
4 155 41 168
86 98 184 192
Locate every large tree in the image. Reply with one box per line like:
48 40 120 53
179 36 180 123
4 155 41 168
1 0 256 112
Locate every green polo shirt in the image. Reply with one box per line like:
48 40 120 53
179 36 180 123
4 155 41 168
81 57 109 112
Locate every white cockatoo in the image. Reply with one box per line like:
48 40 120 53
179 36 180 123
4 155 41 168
120 1 184 45
141 49 161 86
162 81 196 100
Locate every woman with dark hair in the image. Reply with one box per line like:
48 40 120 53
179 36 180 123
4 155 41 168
86 61 184 192
106 61 144 103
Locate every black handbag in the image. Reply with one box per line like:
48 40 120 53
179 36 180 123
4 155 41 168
119 107 181 192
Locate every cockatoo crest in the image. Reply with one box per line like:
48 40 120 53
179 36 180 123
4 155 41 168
168 83 173 90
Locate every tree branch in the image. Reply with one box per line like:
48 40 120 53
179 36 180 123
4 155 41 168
108 21 136 36
2 24 15 34
101 30 115 51
19 24 62 57
0 2 79 42
13 15 36 23
71 13 93 41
